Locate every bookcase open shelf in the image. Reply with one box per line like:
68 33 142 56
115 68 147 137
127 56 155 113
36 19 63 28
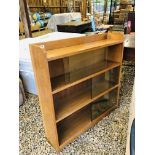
30 32 124 151
57 105 91 145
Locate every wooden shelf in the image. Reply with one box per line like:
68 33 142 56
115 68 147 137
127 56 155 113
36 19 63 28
59 118 91 146
92 80 118 97
51 61 120 94
46 39 123 61
92 84 119 101
29 32 124 151
53 65 120 123
57 106 91 145
58 105 118 149
54 82 91 122
54 83 119 123
58 87 119 146
55 92 91 123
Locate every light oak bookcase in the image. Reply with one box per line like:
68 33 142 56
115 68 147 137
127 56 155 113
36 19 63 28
30 32 124 151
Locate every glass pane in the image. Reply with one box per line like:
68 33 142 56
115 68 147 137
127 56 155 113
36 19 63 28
92 67 120 97
49 46 121 92
50 47 120 91
69 48 108 82
91 88 118 120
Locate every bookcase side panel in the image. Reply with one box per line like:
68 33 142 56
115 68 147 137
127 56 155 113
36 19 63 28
29 45 59 150
107 43 124 63
116 44 124 106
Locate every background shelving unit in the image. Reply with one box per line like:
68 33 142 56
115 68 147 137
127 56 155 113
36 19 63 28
30 32 124 151
112 0 135 31
27 0 91 14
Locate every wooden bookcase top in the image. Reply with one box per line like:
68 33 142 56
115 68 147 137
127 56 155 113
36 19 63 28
30 32 124 61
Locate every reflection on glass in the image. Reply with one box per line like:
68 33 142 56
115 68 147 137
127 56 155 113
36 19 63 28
69 48 108 82
91 88 118 120
92 67 119 97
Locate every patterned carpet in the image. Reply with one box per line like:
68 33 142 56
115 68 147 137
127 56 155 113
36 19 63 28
19 61 135 155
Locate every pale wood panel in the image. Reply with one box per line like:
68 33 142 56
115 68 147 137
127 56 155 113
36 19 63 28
107 31 124 40
34 33 123 52
35 33 107 51
107 43 124 63
46 39 123 61
29 45 60 150
40 33 124 61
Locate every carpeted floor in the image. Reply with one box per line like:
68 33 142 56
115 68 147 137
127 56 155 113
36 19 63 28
19 61 135 155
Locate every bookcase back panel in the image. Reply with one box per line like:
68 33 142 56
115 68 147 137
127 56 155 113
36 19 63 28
48 58 69 78
48 58 70 90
